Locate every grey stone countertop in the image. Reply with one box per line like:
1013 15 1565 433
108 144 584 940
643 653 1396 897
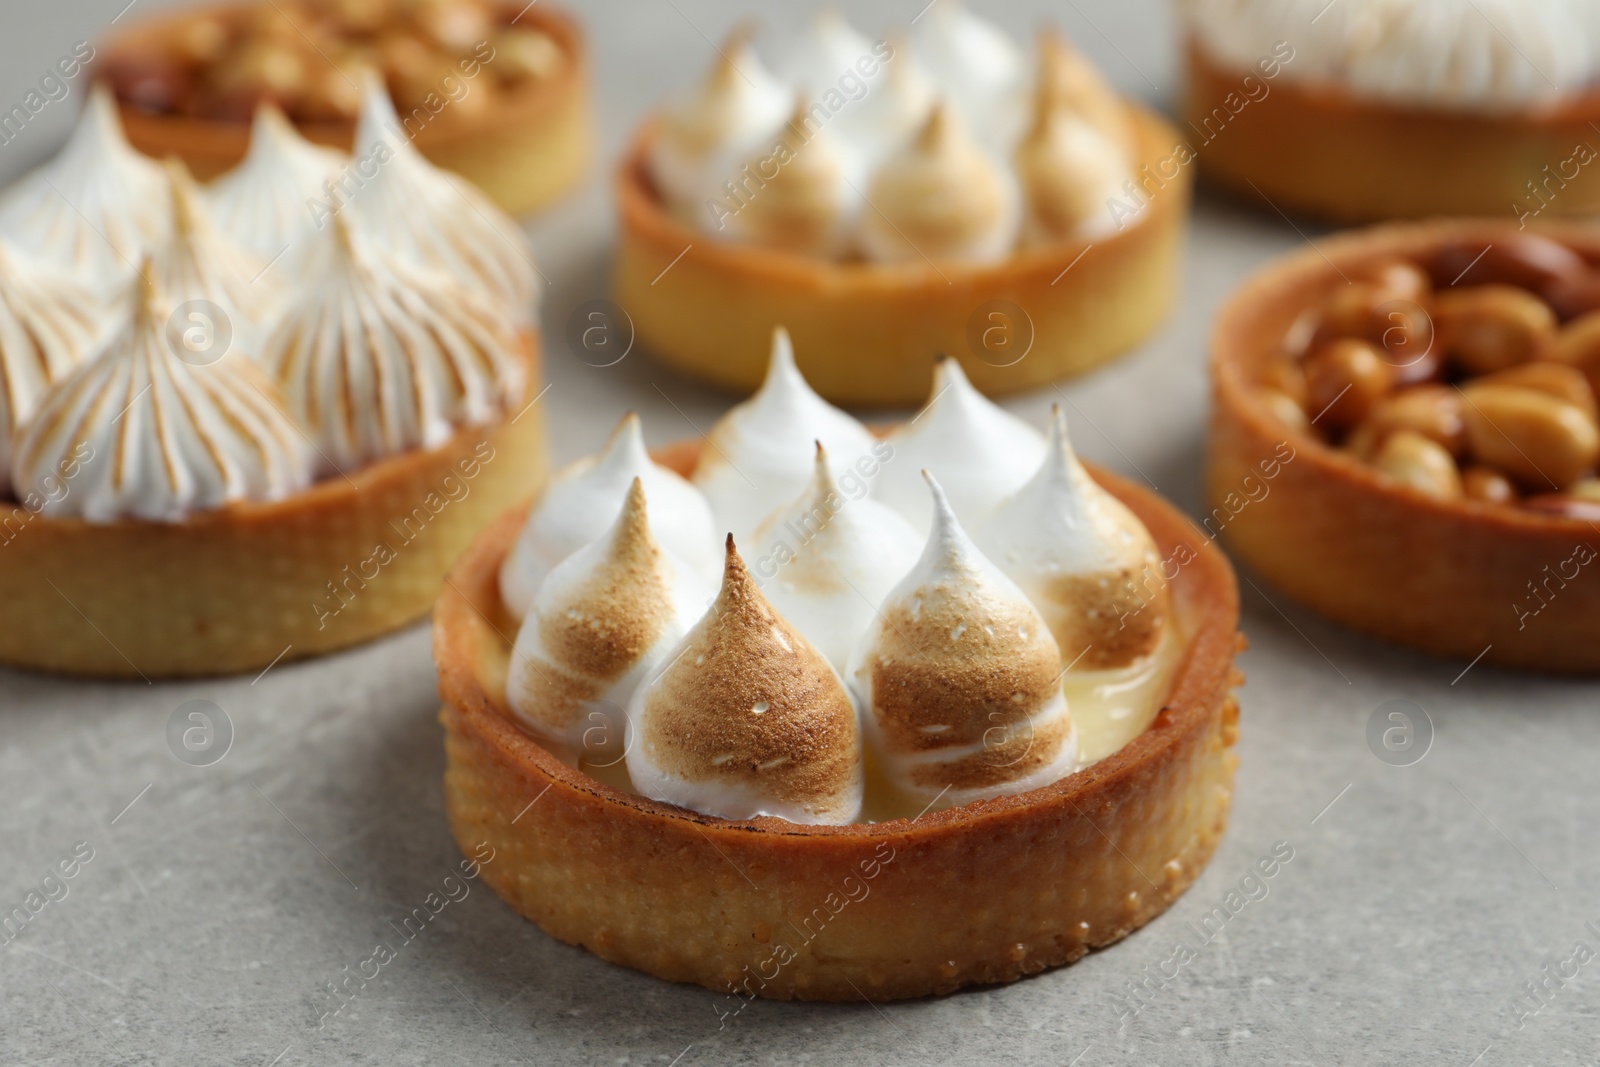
1 1 1595 1064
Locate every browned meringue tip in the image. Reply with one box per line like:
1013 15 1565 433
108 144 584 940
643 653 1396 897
710 22 762 87
915 101 953 152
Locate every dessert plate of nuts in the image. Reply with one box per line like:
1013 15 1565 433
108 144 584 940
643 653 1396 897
1209 222 1600 672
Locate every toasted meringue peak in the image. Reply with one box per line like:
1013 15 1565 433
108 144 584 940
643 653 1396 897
12 271 311 523
349 79 539 327
1036 30 1136 157
507 478 714 763
627 536 864 825
977 406 1167 671
648 27 792 219
910 1 1028 142
873 358 1045 533
834 35 936 169
500 413 720 617
848 473 1076 811
692 327 878 543
150 160 272 342
1016 39 1133 243
264 213 525 474
749 441 922 673
776 9 876 90
724 95 861 257
858 103 1020 264
207 104 347 265
0 85 170 291
0 245 104 498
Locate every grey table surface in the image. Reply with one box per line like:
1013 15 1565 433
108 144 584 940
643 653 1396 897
2 1 1597 1064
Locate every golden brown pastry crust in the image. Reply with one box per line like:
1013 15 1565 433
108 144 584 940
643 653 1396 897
1185 41 1600 224
103 3 591 217
437 437 1241 1002
0 338 547 679
1209 220 1600 672
613 104 1191 406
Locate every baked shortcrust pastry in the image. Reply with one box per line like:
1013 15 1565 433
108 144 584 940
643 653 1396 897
1181 0 1600 222
97 0 590 216
1210 220 1600 672
0 82 547 678
615 8 1190 405
438 338 1241 999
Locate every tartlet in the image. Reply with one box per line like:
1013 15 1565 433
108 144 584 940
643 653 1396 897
1181 0 1600 222
1209 220 1600 672
614 13 1190 406
98 0 590 216
436 436 1241 1001
0 83 548 679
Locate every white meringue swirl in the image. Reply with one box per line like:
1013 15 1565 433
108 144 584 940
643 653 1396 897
263 214 526 475
12 274 311 523
207 104 347 266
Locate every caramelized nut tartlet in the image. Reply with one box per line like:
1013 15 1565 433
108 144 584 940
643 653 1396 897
1181 0 1600 222
1211 221 1600 672
97 0 590 216
0 84 547 678
438 335 1242 999
615 7 1190 405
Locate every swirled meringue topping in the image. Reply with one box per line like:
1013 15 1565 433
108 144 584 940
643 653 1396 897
507 478 713 764
264 213 525 475
0 85 170 293
627 536 864 825
749 442 922 673
775 9 876 93
348 79 540 328
848 472 1076 813
0 245 104 498
207 104 347 265
1182 0 1600 111
859 103 1020 264
1016 36 1134 244
978 406 1168 672
692 327 877 543
152 161 273 346
500 413 720 617
11 272 311 523
873 358 1045 534
648 27 792 222
910 0 1028 140
724 95 862 257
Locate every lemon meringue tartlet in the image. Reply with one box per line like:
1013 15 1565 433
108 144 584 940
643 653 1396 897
436 340 1241 1000
615 9 1190 405
0 83 547 678
99 0 590 217
1182 0 1600 221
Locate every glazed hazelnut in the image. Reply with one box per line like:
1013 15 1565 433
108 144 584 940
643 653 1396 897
1359 385 1466 456
495 27 565 83
1303 338 1396 431
1459 384 1600 490
1371 431 1462 501
1549 309 1600 398
207 40 310 118
1261 359 1308 408
1256 389 1309 434
1566 478 1600 503
1461 466 1518 505
326 0 395 36
1431 234 1588 294
1432 285 1557 376
1311 283 1388 345
1474 362 1598 421
1355 257 1430 303
411 0 494 54
1546 271 1600 321
173 16 231 67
